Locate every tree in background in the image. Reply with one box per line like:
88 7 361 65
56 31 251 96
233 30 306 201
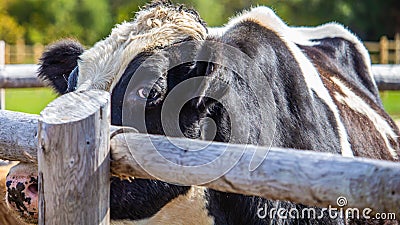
268 0 400 40
6 0 112 45
0 0 24 44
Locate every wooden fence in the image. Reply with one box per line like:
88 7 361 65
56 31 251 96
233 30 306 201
0 92 399 224
365 33 400 64
1 40 44 64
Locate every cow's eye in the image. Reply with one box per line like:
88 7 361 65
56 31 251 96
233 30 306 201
137 87 160 101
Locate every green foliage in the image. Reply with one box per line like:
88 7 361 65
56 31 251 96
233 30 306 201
0 13 24 44
6 0 112 45
0 0 24 44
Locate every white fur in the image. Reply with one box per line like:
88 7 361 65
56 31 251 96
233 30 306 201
76 5 207 92
332 77 399 159
207 27 227 38
226 7 353 157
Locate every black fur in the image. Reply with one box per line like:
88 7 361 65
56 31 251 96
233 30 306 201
38 39 84 94
110 177 190 220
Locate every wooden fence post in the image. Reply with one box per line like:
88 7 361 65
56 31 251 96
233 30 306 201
38 90 110 225
33 43 44 64
395 33 400 64
380 36 389 64
0 41 4 70
16 39 25 64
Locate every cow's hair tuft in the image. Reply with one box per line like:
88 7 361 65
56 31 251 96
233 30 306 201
143 0 207 29
38 39 84 94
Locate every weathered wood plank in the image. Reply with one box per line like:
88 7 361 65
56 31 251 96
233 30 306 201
0 109 399 216
110 131 400 215
372 64 400 90
0 110 38 163
0 64 399 90
0 64 44 88
38 90 110 225
0 110 120 163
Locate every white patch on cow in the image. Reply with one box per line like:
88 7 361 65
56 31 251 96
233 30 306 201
76 5 207 92
221 6 374 84
207 27 228 38
331 77 399 159
289 24 377 96
290 23 373 77
227 6 353 157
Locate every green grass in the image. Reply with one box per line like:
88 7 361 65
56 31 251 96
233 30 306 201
5 88 57 114
3 88 400 120
380 91 400 120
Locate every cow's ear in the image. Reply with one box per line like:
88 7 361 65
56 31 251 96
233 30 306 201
38 39 84 94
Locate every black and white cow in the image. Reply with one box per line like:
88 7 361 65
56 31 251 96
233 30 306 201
6 1 400 225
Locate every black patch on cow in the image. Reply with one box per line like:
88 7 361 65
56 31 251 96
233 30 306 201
300 41 400 160
7 182 34 216
110 177 190 220
302 37 381 106
6 180 12 188
38 39 84 94
199 19 344 224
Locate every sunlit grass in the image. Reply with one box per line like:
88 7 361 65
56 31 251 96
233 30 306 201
380 91 400 120
5 88 57 114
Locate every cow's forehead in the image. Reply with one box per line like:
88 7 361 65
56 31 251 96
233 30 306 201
76 4 207 92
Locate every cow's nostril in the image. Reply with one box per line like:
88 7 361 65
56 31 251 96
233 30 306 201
28 184 38 195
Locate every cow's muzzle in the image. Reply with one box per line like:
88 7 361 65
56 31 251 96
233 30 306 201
6 162 38 224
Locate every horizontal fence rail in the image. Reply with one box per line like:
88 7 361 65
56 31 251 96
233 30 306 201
0 93 399 219
372 64 400 90
0 64 399 90
0 64 44 88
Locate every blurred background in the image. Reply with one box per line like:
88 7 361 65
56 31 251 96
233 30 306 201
0 0 399 118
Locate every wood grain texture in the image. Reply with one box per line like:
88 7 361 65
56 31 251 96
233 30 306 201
372 64 400 90
38 90 110 225
0 110 121 163
110 132 400 216
0 110 38 163
0 65 44 88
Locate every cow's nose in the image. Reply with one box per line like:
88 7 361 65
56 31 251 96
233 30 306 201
6 163 39 224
